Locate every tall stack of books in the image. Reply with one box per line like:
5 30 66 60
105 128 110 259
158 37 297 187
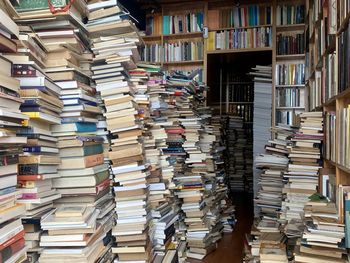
294 197 347 263
280 112 323 222
250 125 293 263
87 2 151 262
225 116 252 193
142 68 185 262
0 9 29 262
10 29 64 260
255 126 294 218
249 65 272 209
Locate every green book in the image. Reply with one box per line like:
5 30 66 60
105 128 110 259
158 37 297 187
11 0 67 12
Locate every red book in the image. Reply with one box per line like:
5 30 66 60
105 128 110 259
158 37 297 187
0 237 25 262
0 230 25 251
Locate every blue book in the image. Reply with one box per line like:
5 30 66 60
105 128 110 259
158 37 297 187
163 15 170 35
345 199 350 248
0 186 16 196
52 122 97 132
23 146 58 153
62 98 97 106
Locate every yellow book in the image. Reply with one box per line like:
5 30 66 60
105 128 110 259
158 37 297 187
22 112 60 124
207 32 215 51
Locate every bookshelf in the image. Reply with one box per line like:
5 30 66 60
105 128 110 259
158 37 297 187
306 0 350 191
140 0 309 127
140 2 205 75
273 0 306 126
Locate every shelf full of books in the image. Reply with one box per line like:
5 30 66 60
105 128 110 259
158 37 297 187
275 62 306 125
306 0 350 221
306 0 337 111
146 11 204 36
140 40 204 64
207 4 273 31
207 26 273 51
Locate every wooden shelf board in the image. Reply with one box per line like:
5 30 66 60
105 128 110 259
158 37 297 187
276 107 305 110
206 47 272 54
142 35 162 40
209 24 272 31
337 12 350 35
275 84 305 88
276 54 305 60
228 102 254 105
163 32 203 39
276 23 305 31
326 159 350 174
163 60 204 65
323 87 350 107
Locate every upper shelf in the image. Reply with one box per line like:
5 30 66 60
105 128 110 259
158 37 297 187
206 47 273 54
209 24 272 31
276 23 305 32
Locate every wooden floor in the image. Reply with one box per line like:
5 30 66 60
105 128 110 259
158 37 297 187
190 193 254 263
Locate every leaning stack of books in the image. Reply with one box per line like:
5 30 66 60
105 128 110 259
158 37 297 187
88 2 151 262
249 65 272 202
144 71 181 261
226 116 250 192
13 31 63 256
281 112 323 222
294 197 347 263
254 153 289 218
0 9 29 262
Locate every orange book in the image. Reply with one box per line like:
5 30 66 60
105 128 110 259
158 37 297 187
0 230 25 251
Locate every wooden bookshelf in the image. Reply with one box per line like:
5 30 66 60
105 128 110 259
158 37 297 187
273 1 306 126
307 0 350 190
206 47 273 54
140 2 205 75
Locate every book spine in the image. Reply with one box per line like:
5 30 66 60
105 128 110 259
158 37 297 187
18 175 44 181
23 146 41 153
85 153 104 168
20 193 39 199
0 155 19 166
18 164 38 175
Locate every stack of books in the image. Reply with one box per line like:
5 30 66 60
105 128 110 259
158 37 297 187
225 116 252 192
249 218 288 263
39 206 109 262
281 112 323 221
142 68 183 261
294 198 347 262
0 9 29 262
249 65 272 204
87 2 150 262
254 153 289 218
12 31 63 258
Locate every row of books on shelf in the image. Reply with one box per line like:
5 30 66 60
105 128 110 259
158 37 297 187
326 105 350 169
308 53 337 111
276 87 305 108
140 41 204 63
207 4 272 30
207 27 272 51
276 109 303 126
276 4 305 26
275 63 305 86
277 32 305 55
145 12 204 36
